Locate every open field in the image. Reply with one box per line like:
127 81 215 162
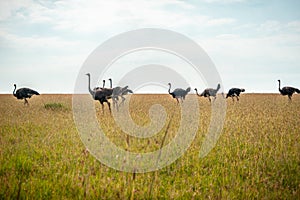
0 93 299 199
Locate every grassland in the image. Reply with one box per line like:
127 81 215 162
0 94 299 199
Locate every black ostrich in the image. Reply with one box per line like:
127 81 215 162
13 84 39 105
278 80 300 101
226 88 245 102
195 83 220 102
168 83 191 103
86 73 112 113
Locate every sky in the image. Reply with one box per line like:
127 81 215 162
0 0 300 93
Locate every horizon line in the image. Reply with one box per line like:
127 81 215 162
2 92 282 95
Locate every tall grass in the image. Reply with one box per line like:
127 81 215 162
0 94 299 199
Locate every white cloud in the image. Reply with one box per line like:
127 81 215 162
287 21 300 33
0 0 240 53
0 0 32 20
206 18 236 26
0 29 80 49
215 34 239 39
0 0 237 34
258 20 282 34
48 0 196 32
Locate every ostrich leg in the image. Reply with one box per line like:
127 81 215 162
107 101 111 113
120 96 126 107
101 102 104 114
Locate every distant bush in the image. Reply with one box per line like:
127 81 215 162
44 103 68 111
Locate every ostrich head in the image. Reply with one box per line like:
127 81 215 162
108 78 112 88
241 88 245 92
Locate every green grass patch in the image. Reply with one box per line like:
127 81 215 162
44 102 69 111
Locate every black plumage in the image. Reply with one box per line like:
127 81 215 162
86 73 112 113
278 80 300 101
13 84 40 105
226 88 245 101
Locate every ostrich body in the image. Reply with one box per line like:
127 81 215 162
168 83 191 103
195 83 220 102
278 80 300 101
119 87 133 105
86 73 112 113
226 88 245 101
109 79 133 108
121 87 133 96
13 84 39 105
109 78 123 101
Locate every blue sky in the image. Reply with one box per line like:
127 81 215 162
0 0 299 93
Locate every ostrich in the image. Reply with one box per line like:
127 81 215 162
86 73 112 113
226 88 245 102
13 84 39 105
109 78 122 109
109 78 133 108
278 80 300 101
195 83 220 102
168 83 191 103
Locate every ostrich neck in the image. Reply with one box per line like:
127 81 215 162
109 79 112 88
87 75 93 95
168 84 171 94
13 85 17 96
216 84 220 92
278 81 282 91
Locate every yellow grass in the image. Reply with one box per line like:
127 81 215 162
0 93 299 199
